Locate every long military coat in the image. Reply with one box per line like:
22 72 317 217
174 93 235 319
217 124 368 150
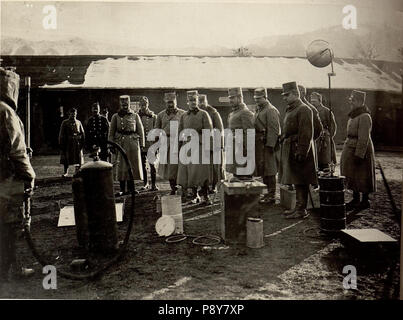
254 100 281 177
109 110 145 181
138 108 157 150
202 105 225 184
59 118 85 166
177 108 213 187
304 99 323 170
316 104 337 166
0 101 36 224
279 99 318 185
155 107 186 180
340 107 376 193
86 114 110 160
226 103 255 175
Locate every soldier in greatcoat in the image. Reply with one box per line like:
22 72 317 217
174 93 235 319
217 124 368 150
59 108 85 177
279 82 317 219
86 102 110 161
298 85 323 173
253 88 281 204
198 94 225 193
340 90 376 211
108 95 145 196
310 92 337 171
0 67 35 280
155 92 186 195
226 87 255 180
138 96 158 191
177 91 213 204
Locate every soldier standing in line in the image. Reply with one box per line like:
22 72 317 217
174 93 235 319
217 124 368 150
340 90 376 211
0 67 35 280
298 85 323 174
226 87 255 180
86 102 110 161
59 108 85 177
279 82 317 219
155 92 186 195
177 91 213 205
253 88 281 205
138 96 158 191
198 94 225 193
108 95 145 196
310 92 337 171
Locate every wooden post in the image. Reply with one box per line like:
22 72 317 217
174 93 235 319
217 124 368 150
25 76 31 149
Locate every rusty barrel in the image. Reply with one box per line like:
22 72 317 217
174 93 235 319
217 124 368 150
318 175 346 233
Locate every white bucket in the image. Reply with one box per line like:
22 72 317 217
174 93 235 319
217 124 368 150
161 195 182 216
161 195 183 234
246 217 264 248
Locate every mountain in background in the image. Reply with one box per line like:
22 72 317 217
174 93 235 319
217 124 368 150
1 24 402 62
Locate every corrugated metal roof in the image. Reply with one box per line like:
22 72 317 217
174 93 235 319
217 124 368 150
41 56 402 92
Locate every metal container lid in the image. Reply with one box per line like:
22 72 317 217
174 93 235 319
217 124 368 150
80 159 113 171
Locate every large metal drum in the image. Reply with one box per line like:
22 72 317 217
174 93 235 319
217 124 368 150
318 176 346 233
73 159 118 253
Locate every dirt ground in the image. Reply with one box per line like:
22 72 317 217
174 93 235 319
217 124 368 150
0 151 401 300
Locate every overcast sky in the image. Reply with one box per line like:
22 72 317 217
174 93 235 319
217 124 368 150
1 0 403 49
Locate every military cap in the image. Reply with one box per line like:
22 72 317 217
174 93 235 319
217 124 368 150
228 87 243 98
281 81 298 95
198 94 208 102
186 90 198 99
92 102 100 108
351 90 366 105
164 92 177 102
119 95 130 102
253 87 267 99
140 96 149 104
310 92 322 102
297 85 306 96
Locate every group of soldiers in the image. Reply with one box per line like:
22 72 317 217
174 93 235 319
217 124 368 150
1 64 376 280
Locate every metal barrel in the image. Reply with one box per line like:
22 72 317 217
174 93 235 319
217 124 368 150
80 160 118 254
72 175 89 249
318 176 346 233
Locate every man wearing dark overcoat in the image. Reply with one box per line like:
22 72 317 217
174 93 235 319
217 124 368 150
155 92 186 195
177 91 213 204
253 88 281 204
279 82 317 219
198 94 225 193
138 96 158 191
226 87 255 180
86 102 110 161
340 90 376 211
59 108 85 177
310 92 337 171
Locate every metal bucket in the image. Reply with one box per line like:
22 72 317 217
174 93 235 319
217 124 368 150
161 195 183 234
246 218 264 248
318 176 346 233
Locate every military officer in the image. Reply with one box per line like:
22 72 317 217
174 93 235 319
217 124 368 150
86 102 110 161
226 87 255 180
59 108 85 177
198 94 225 193
340 90 376 211
108 95 145 196
155 92 186 195
279 82 317 219
253 88 281 204
138 96 158 191
298 85 323 173
0 67 35 280
310 92 337 171
177 90 213 204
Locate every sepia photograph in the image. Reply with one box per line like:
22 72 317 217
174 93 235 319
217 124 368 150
0 0 402 305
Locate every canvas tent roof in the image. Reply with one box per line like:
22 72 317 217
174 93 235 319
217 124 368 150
41 56 402 93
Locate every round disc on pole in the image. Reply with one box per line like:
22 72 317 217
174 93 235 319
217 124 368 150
306 39 333 68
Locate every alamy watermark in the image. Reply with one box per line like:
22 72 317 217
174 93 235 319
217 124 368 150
146 121 256 175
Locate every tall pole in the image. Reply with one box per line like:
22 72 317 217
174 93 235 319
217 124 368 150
25 76 31 150
327 52 336 176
